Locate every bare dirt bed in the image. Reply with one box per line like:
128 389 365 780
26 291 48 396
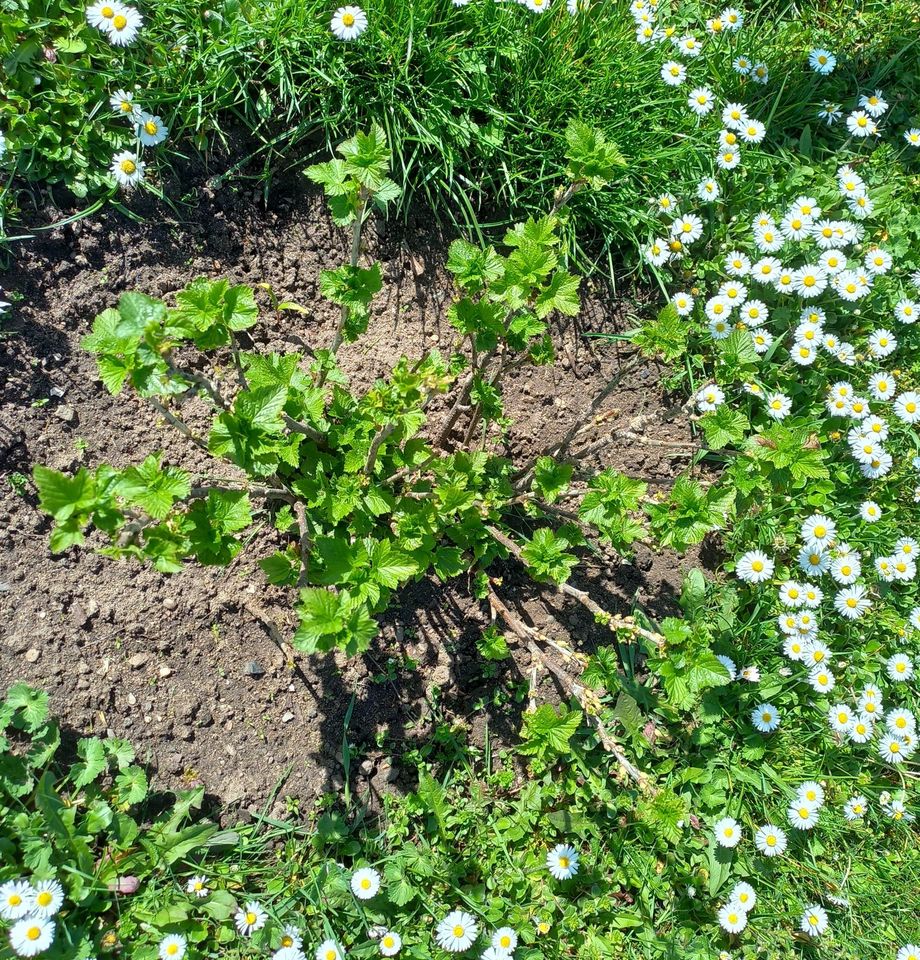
0 177 701 818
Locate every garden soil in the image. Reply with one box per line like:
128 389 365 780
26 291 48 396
0 176 703 819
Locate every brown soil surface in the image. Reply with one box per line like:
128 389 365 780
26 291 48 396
0 177 701 818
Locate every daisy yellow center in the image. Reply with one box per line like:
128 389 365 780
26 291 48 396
809 916 819 926
838 712 847 722
670 66 680 76
326 952 336 960
712 18 723 29
682 223 692 233
697 95 707 104
846 598 857 608
857 117 867 127
762 712 771 722
766 835 776 846
27 927 41 942
361 878 371 889
37 892 52 907
120 100 132 112
453 925 466 938
799 807 810 818
751 560 763 571
144 121 157 135
879 337 888 345
818 55 827 64
167 946 179 956
804 276 815 287
194 881 203 890
538 922 550 934
500 936 511 948
813 650 824 661
101 4 114 15
282 936 294 947
907 402 917 413
897 663 906 672
891 741 901 752
246 912 257 924
342 12 355 25
113 13 127 28
725 132 737 144
896 718 906 728
9 894 21 906
558 856 569 868
384 937 395 948
120 159 136 173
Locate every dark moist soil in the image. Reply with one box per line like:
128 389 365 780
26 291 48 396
0 176 702 819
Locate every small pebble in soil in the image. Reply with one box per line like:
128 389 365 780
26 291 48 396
128 653 149 669
53 404 76 423
24 648 41 663
243 660 265 677
163 597 178 611
281 712 294 723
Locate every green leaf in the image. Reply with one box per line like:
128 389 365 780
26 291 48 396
365 538 418 589
116 292 167 336
564 119 626 188
446 239 504 292
293 589 377 656
6 685 49 732
699 406 749 450
72 738 107 789
33 466 95 521
114 765 148 805
260 547 300 586
520 527 579 584
532 456 573 504
520 705 582 758
117 454 191 520
534 271 581 319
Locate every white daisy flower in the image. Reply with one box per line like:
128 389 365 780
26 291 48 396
696 383 725 411
159 935 187 960
722 103 748 129
9 917 55 958
729 882 756 911
105 5 142 45
27 879 63 918
697 178 720 201
846 110 877 137
800 905 829 936
330 5 368 39
491 928 517 953
724 250 751 275
894 392 920 424
754 823 787 856
110 88 141 120
0 881 33 921
808 666 835 693
86 0 122 29
646 237 670 266
829 703 854 732
764 392 791 420
379 931 402 956
546 844 579 879
860 90 888 117
351 867 381 899
752 703 780 732
110 151 145 188
879 734 907 764
186 875 209 898
797 781 825 807
687 87 716 115
895 299 918 324
672 292 695 315
436 910 479 952
808 48 836 73
787 800 819 830
736 550 774 584
713 816 742 848
235 902 267 937
717 903 748 933
848 716 874 743
751 62 769 84
732 55 752 74
660 60 687 86
887 709 916 735
887 654 914 682
136 112 169 146
801 514 835 550
843 795 867 820
671 213 703 243
316 940 344 960
905 129 920 147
